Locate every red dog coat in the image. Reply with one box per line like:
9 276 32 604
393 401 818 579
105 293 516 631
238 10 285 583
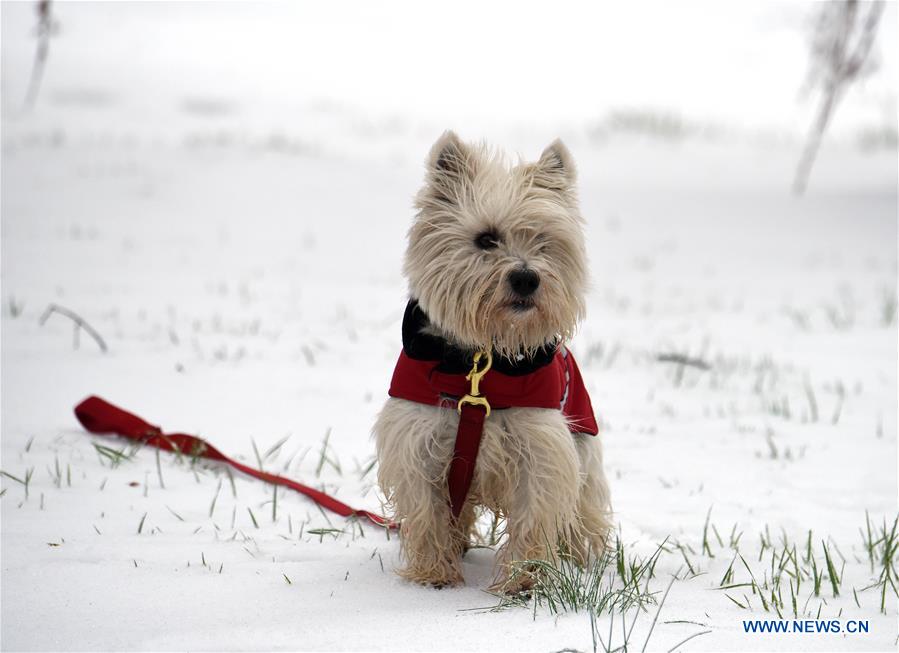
388 347 599 435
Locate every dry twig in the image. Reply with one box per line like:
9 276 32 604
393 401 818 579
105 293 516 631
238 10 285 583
39 303 108 352
656 353 711 371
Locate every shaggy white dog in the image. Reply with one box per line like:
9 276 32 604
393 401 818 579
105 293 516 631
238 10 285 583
374 132 611 591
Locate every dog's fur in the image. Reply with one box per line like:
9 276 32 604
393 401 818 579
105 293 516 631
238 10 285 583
374 132 611 590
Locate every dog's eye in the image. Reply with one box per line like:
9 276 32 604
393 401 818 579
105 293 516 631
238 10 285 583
475 231 500 250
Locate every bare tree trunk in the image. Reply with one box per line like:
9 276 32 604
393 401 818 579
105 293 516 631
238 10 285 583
793 0 885 195
24 0 53 110
793 83 840 195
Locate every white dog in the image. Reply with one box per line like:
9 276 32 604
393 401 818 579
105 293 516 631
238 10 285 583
374 132 611 592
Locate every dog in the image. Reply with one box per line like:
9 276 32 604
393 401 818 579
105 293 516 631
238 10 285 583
374 131 611 592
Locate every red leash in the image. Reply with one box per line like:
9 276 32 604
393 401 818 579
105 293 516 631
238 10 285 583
73 396 396 529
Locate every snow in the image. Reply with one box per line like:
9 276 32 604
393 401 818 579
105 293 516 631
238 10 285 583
1 2 897 652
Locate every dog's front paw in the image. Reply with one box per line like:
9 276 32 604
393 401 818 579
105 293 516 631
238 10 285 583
400 567 464 589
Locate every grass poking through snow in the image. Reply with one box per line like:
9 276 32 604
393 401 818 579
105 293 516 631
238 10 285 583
485 536 665 619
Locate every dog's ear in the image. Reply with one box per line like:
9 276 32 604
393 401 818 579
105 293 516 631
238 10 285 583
424 131 476 203
428 130 470 175
533 139 577 190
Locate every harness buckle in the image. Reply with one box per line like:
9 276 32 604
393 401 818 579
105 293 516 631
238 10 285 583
457 350 492 417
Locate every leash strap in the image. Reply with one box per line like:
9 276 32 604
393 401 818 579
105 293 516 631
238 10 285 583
73 396 396 529
447 403 487 519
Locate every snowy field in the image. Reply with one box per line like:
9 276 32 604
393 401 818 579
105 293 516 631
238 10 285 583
2 3 897 652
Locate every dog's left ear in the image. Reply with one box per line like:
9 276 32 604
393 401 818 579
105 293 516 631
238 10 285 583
533 139 577 190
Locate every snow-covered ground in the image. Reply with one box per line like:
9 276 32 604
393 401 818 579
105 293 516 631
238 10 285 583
2 3 897 652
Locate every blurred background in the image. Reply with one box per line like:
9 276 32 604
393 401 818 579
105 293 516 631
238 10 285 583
2 2 896 173
1 3 897 650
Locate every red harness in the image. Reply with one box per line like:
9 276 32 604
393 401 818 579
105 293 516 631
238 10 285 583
387 347 598 518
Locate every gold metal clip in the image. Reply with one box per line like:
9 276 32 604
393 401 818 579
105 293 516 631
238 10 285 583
457 350 493 416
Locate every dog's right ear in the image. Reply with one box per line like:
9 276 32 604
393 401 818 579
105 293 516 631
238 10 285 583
428 130 469 175
424 131 476 204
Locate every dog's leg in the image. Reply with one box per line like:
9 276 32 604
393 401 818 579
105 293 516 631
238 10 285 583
374 399 464 587
490 409 581 593
395 486 467 588
570 432 613 565
454 502 479 554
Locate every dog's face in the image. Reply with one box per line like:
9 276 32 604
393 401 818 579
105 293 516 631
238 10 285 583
405 131 588 358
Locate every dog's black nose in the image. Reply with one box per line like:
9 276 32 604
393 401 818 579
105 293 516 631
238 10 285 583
508 268 540 297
